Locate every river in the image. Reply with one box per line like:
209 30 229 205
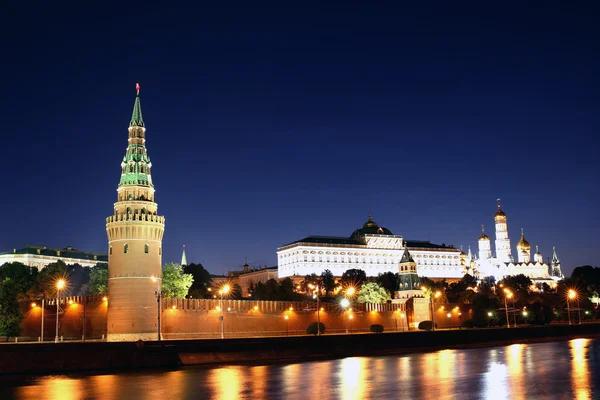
1 338 598 399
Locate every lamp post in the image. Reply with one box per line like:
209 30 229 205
431 290 442 331
219 284 230 339
568 289 576 325
568 289 580 325
55 279 65 343
341 298 350 333
309 284 322 336
151 275 163 341
503 289 513 328
284 315 289 336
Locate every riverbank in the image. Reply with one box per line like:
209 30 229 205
1 323 599 375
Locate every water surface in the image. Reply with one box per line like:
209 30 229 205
2 338 599 399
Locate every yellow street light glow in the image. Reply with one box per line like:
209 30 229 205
222 284 230 294
57 279 65 290
341 298 350 308
289 307 293 311
349 315 354 320
308 283 315 289
568 289 577 300
284 315 289 320
207 288 212 292
320 307 324 311
171 305 176 309
227 307 231 311
523 311 528 316
447 313 451 318
346 287 356 296
216 306 221 311
103 296 108 302
69 300 74 305
421 286 427 292
254 306 259 311
487 312 493 317
400 313 405 318
31 303 37 308
506 292 513 299
434 291 442 298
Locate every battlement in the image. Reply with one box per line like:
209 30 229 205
106 214 165 224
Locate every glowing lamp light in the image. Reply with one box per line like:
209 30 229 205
346 287 356 296
487 312 493 317
434 291 442 298
216 306 221 311
57 279 65 290
151 275 157 282
349 315 354 320
341 298 350 308
31 303 37 308
103 296 108 302
171 305 176 309
254 306 259 311
289 306 293 311
227 307 231 311
222 285 230 294
208 288 212 292
522 311 528 316
69 300 74 305
568 290 577 300
320 307 324 311
284 315 289 320
400 313 405 318
447 313 452 318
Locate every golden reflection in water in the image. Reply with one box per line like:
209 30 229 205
208 366 243 400
419 350 457 398
339 357 367 400
505 344 525 399
282 362 302 395
250 365 268 399
307 361 332 398
570 338 591 400
18 377 83 400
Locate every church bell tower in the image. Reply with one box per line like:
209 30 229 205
106 84 166 341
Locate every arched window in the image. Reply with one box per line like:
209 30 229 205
145 243 149 254
109 246 112 255
124 244 129 254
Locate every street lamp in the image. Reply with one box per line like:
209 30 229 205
151 275 163 341
55 279 65 343
309 284 322 336
341 298 350 333
503 289 513 328
284 314 289 336
219 284 230 339
567 289 575 325
432 290 441 331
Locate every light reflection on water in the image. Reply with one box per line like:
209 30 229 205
3 338 598 399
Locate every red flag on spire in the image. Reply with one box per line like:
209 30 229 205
136 83 140 95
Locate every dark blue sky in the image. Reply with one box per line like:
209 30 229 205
1 2 598 275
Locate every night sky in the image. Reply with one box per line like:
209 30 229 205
1 2 598 276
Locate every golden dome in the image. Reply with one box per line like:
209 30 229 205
363 215 379 229
516 229 530 250
478 232 490 241
494 199 506 219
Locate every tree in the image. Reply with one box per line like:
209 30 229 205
162 263 194 298
88 264 108 295
320 269 335 297
377 272 398 295
301 273 321 293
229 283 243 300
357 282 391 303
29 260 69 298
184 263 213 298
0 278 22 340
341 269 367 289
0 262 36 299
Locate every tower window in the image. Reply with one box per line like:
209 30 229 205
124 244 129 254
159 247 162 256
145 243 149 254
109 246 112 255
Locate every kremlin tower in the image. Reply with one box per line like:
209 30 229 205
494 199 512 263
478 225 492 260
105 84 166 342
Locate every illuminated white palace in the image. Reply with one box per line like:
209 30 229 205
466 200 564 283
277 216 463 279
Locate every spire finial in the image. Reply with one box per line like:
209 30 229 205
497 198 502 210
536 245 539 253
136 82 140 96
481 224 485 233
521 228 524 236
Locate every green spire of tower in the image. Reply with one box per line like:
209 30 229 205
130 83 144 128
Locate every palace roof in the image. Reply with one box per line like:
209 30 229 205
0 245 107 262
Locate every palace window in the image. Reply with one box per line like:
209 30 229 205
124 244 129 254
109 246 112 255
145 243 149 254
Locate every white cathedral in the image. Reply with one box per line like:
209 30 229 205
465 200 564 284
